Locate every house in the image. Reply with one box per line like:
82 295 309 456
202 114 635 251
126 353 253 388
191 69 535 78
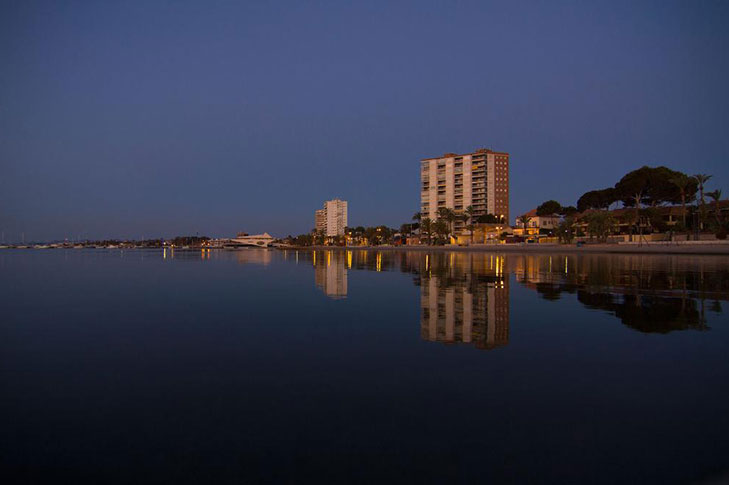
513 209 560 236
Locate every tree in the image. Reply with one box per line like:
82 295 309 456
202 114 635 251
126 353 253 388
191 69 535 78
707 189 723 225
463 206 475 243
631 192 643 240
669 174 694 227
694 174 713 230
314 230 326 245
583 211 616 242
400 223 412 238
577 188 616 212
642 206 669 233
536 200 562 216
421 217 433 245
436 207 456 239
517 215 532 232
410 212 421 232
556 219 575 244
476 213 499 224
694 174 712 206
614 166 695 208
560 206 578 217
433 219 449 243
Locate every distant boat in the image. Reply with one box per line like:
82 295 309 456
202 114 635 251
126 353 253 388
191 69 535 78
229 232 275 248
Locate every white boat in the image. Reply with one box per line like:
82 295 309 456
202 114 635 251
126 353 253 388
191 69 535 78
229 232 275 248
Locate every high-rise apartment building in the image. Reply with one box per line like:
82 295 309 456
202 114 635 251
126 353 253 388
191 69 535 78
420 148 509 229
314 199 348 236
315 209 327 233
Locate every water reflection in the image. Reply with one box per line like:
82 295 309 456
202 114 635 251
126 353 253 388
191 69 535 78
313 250 348 299
300 250 729 344
419 254 509 350
193 249 728 340
513 253 727 333
236 249 272 266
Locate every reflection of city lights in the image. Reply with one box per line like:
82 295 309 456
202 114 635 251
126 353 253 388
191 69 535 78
347 250 352 269
425 254 429 272
376 252 382 272
565 256 568 274
313 251 316 266
420 257 510 351
163 248 166 259
314 249 347 299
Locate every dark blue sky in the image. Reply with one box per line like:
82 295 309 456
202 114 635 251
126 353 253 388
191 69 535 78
2 1 728 241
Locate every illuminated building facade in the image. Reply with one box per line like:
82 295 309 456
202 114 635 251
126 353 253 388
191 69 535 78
314 199 348 236
420 148 509 230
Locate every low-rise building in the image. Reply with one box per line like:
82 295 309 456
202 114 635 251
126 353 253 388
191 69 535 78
514 209 560 236
455 223 512 245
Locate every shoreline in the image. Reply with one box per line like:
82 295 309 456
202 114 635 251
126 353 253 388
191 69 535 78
3 243 728 256
284 242 729 255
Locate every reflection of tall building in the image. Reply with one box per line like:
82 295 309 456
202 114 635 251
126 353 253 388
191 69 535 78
314 250 348 299
419 258 510 350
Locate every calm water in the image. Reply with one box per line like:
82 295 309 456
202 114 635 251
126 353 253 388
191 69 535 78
2 248 729 484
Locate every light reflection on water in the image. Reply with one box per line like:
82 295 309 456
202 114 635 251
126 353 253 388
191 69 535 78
184 248 727 342
2 248 728 483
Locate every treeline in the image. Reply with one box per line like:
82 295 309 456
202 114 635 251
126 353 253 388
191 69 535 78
533 166 726 241
81 237 206 247
168 236 210 246
286 226 400 247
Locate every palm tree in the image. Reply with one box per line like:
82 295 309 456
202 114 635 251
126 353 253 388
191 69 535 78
694 174 712 230
464 205 475 244
707 189 723 224
437 207 456 240
421 217 433 245
433 219 449 242
633 192 643 241
517 215 531 235
669 175 691 227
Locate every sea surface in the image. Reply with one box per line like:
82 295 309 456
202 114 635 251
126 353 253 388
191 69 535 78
2 248 729 484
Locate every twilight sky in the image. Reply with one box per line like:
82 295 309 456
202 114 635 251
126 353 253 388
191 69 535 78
2 1 728 241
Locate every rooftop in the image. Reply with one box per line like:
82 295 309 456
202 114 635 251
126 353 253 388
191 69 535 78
422 148 509 161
